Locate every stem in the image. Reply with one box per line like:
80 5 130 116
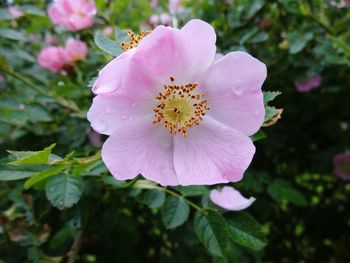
157 186 202 211
1 67 79 112
67 231 83 263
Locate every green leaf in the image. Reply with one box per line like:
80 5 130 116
226 212 267 251
267 179 307 206
20 5 45 16
161 196 190 229
0 28 25 41
264 106 278 121
45 174 82 210
94 32 122 56
24 166 66 190
8 144 56 165
0 9 13 20
178 186 208 197
328 35 350 59
263 91 281 106
142 190 166 209
251 129 266 142
287 31 313 54
193 210 228 257
0 169 36 181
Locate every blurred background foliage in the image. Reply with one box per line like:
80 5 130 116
0 0 350 262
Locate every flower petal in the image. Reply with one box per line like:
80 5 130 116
102 117 179 186
87 93 152 135
210 186 255 211
173 117 255 185
134 19 216 85
201 52 266 136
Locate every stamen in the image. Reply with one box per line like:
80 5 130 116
153 78 210 137
120 30 151 52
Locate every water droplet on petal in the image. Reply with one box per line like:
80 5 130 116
94 123 107 132
232 86 243 96
121 115 127 120
104 108 111 114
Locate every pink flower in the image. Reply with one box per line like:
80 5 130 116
150 0 159 8
333 153 350 181
210 186 256 211
169 0 184 14
64 39 88 62
48 0 96 32
149 13 172 27
87 19 267 186
37 46 67 72
296 75 322 93
103 26 114 36
214 53 224 62
9 6 24 18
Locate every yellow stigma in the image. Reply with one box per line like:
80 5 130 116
120 30 151 52
153 77 210 137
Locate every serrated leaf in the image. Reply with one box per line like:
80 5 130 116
267 179 307 206
24 166 66 189
263 91 281 106
264 106 278 121
94 32 122 56
45 174 82 210
8 144 56 165
226 212 267 251
142 190 166 209
161 196 189 229
193 210 228 257
0 28 25 41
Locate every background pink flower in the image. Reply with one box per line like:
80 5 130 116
48 0 96 32
37 46 67 72
296 75 322 93
333 153 350 181
88 20 267 186
9 6 24 18
64 39 88 63
210 186 256 211
169 0 184 14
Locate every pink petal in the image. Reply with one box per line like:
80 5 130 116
173 117 255 185
201 52 266 136
102 117 179 185
87 93 151 135
210 186 255 211
134 19 216 85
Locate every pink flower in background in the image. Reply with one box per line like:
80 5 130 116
64 39 88 62
149 13 172 27
0 74 5 89
48 0 96 32
169 0 184 14
333 153 350 181
296 75 322 93
88 19 267 186
37 46 67 72
103 26 114 36
9 6 24 18
210 186 256 211
150 0 159 8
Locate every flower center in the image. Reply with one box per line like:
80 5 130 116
153 77 209 137
120 30 151 52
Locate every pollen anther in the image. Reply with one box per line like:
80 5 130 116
120 30 151 52
153 78 209 137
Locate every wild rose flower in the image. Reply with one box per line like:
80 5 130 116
64 39 88 63
9 6 24 19
210 186 256 211
296 75 322 93
87 19 267 186
333 153 350 181
37 46 67 73
48 0 96 32
169 0 184 14
149 13 172 27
